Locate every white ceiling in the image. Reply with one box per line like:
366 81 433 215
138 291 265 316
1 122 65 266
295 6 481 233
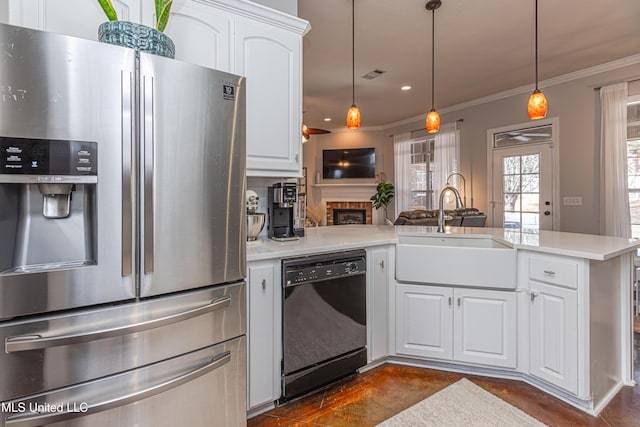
298 0 640 129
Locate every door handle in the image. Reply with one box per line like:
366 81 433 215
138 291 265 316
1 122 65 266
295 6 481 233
5 296 231 353
121 70 134 277
379 260 385 269
5 351 231 427
143 75 155 274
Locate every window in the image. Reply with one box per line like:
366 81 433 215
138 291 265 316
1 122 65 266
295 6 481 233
409 138 435 209
627 95 640 238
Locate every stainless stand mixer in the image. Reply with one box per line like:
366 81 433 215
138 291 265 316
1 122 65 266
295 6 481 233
246 190 265 242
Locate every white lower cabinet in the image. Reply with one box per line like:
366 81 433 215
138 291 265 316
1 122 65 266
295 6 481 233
396 284 453 360
529 278 578 394
367 246 393 362
395 284 516 368
453 288 517 367
247 261 280 410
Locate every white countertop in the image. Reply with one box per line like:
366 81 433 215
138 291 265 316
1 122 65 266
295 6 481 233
247 225 640 262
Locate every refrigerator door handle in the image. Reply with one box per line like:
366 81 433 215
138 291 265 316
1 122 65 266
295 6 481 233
143 74 154 274
5 351 232 427
122 70 134 277
5 296 232 353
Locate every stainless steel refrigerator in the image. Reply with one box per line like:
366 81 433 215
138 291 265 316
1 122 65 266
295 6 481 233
0 23 247 426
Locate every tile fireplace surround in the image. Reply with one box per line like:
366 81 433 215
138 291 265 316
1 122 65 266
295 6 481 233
326 201 372 226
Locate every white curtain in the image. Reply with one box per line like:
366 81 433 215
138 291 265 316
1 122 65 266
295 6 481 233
394 132 412 216
600 82 631 238
434 122 460 209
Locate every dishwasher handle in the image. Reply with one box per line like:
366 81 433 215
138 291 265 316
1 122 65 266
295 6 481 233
284 269 366 288
5 296 231 353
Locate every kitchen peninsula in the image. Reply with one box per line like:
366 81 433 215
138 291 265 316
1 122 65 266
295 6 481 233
246 225 639 417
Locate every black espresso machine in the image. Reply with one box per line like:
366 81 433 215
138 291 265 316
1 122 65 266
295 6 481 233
267 182 299 241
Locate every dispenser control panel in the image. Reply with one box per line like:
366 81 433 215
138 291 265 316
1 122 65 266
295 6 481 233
1 137 97 175
273 182 297 204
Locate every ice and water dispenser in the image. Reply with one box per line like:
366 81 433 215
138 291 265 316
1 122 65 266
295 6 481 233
0 137 98 273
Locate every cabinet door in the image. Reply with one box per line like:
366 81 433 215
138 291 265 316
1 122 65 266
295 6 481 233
247 262 278 409
529 281 578 394
453 288 517 368
235 17 302 177
395 284 453 360
368 247 390 362
6 0 140 40
163 0 232 71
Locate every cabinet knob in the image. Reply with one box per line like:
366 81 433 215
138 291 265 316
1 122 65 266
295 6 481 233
457 298 461 307
379 260 385 269
530 290 539 302
448 297 452 306
261 279 266 290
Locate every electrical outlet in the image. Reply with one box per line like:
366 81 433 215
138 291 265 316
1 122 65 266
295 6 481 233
563 196 582 206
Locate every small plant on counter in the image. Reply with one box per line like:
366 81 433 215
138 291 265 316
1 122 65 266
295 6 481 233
370 181 395 224
97 0 173 32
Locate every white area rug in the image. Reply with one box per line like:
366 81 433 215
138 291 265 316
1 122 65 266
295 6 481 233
376 378 547 427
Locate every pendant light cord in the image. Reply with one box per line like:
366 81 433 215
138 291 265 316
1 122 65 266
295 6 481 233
431 8 435 109
352 0 355 106
534 0 539 90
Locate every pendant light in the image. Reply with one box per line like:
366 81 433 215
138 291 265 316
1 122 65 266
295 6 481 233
425 0 441 133
346 0 361 129
527 0 548 120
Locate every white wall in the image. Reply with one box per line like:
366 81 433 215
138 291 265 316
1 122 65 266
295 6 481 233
251 0 297 16
0 3 7 23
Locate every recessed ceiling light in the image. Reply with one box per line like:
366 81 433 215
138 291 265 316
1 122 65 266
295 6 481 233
324 117 332 122
401 85 411 91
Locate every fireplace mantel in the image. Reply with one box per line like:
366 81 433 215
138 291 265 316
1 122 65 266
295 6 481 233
311 183 377 188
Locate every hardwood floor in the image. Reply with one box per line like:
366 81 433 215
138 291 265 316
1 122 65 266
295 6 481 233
634 315 640 334
248 334 640 427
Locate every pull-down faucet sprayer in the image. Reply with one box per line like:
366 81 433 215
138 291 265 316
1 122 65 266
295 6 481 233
437 186 464 233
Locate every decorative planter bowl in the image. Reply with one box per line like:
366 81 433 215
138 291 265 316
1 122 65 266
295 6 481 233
98 21 175 59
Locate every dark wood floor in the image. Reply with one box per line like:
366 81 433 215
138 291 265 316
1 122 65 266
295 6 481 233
248 331 640 427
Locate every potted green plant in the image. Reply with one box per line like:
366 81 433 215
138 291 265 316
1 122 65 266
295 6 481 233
96 0 175 58
370 181 395 224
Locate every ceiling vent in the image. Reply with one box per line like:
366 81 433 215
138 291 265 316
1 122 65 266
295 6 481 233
362 69 385 80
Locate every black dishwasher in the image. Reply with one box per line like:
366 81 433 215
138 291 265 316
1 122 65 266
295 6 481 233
281 249 367 401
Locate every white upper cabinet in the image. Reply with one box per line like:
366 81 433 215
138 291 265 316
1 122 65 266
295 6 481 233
4 0 309 178
235 17 302 176
164 1 232 72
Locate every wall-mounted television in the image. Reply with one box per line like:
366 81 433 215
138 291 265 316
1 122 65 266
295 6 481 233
322 148 375 179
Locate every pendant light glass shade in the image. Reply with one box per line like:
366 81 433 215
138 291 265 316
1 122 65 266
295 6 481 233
426 108 440 133
347 104 361 129
528 0 548 120
527 89 548 120
346 0 360 129
425 0 441 133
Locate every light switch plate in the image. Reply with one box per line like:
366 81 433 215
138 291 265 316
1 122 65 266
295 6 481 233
563 196 582 206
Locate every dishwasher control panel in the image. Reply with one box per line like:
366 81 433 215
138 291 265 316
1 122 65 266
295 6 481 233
283 255 366 286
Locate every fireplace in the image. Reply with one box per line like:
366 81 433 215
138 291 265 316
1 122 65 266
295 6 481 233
326 201 372 226
333 208 367 225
